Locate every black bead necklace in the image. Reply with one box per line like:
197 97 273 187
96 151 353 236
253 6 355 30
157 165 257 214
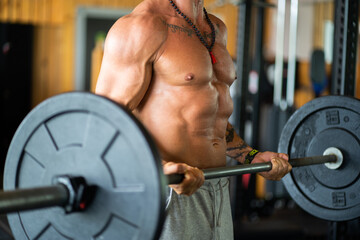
168 0 217 64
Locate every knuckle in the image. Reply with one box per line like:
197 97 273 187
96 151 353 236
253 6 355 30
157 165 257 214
172 164 181 172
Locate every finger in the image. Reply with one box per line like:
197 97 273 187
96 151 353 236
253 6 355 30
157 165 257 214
184 169 201 192
271 158 286 180
278 153 289 161
177 179 195 196
171 167 204 196
271 157 280 172
275 157 292 178
260 157 291 181
278 157 288 169
193 167 205 184
163 162 186 175
276 157 292 173
287 162 293 173
187 168 205 194
185 173 198 192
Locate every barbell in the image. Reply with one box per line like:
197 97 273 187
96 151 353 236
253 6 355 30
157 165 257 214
1 92 359 240
0 152 340 214
0 152 340 213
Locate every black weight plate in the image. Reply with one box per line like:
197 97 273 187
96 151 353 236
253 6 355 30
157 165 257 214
3 92 167 240
279 95 360 221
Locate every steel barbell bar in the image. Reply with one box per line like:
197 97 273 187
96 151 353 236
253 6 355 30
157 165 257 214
0 185 68 214
0 151 339 215
167 152 339 184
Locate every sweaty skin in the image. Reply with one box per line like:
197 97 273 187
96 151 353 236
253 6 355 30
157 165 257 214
96 0 291 195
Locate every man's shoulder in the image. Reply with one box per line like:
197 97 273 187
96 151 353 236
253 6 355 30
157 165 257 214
207 13 228 45
103 7 168 61
109 10 167 43
117 2 167 32
208 14 227 33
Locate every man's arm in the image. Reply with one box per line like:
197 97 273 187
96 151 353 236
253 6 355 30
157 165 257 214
226 122 292 180
225 122 252 163
95 14 204 195
95 14 166 109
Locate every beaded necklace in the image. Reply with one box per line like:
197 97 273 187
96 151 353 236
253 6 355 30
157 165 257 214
168 0 217 64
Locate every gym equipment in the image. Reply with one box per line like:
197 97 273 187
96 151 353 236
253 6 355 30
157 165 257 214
279 95 360 221
3 92 167 240
1 92 359 239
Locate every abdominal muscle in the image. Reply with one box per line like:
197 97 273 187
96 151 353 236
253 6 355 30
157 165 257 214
135 78 232 169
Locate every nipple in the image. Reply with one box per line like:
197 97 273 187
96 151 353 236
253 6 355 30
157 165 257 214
185 73 194 81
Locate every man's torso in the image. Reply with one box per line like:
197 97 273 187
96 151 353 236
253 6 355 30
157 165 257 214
132 1 236 168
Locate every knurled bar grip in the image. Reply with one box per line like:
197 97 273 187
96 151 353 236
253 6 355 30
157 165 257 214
167 155 337 185
0 185 69 214
289 155 337 167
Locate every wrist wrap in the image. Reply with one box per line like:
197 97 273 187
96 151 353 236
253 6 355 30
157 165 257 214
244 149 259 164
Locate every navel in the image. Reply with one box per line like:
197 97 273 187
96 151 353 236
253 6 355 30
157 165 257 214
185 73 195 81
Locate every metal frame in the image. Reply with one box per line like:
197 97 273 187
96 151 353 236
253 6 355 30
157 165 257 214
234 0 252 138
250 0 266 148
331 0 359 96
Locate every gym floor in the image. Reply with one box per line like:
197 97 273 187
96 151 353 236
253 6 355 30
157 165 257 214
1 208 328 240
0 202 330 240
234 204 328 240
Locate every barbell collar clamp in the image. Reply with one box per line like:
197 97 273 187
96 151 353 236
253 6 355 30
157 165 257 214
53 175 98 213
0 175 97 214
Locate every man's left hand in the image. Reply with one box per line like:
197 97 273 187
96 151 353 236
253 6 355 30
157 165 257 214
251 151 292 180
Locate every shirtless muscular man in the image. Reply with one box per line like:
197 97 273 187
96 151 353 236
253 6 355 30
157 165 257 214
96 0 292 239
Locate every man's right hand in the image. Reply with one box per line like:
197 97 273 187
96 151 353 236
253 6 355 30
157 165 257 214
162 161 205 196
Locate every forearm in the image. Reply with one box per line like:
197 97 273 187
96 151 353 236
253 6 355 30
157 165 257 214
225 122 252 163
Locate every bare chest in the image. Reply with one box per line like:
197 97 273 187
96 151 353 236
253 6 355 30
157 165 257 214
154 21 236 87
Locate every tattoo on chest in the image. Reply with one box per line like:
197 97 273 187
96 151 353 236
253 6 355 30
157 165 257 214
161 20 217 42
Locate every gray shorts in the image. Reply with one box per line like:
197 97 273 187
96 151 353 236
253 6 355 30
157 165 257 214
160 178 234 240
